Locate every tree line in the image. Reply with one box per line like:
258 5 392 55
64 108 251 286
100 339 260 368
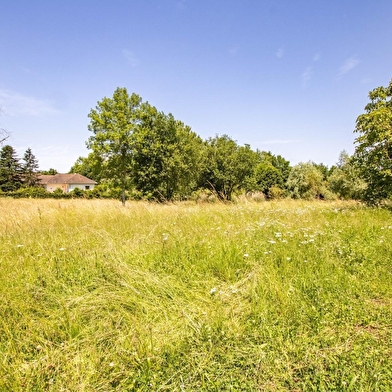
69 87 366 204
1 79 391 204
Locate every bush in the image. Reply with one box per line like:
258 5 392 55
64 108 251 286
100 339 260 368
52 188 70 199
69 187 84 198
245 191 266 202
15 187 50 198
268 186 285 200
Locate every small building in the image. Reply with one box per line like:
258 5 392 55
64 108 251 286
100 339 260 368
38 173 97 193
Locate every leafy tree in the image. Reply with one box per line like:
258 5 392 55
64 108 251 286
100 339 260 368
87 87 142 205
353 79 392 203
69 152 104 182
41 168 58 175
286 162 326 200
200 136 257 200
252 162 283 197
0 145 22 191
22 147 40 187
312 162 330 181
328 150 366 199
131 105 204 200
172 121 205 198
258 151 291 184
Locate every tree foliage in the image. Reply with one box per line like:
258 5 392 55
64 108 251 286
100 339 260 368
41 168 58 175
353 79 392 203
200 136 257 200
87 87 142 205
286 162 326 200
69 152 104 182
328 150 366 200
22 147 40 187
132 106 204 200
86 88 205 202
252 162 283 197
0 145 22 191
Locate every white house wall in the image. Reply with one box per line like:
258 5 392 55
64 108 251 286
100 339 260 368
46 183 69 193
68 184 95 192
45 183 95 193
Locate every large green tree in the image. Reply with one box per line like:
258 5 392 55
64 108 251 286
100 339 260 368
353 79 392 203
131 104 203 200
200 135 257 200
87 87 142 205
0 145 22 191
252 162 283 197
247 151 290 197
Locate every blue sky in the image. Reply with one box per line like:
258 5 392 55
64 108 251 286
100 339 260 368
1 0 391 172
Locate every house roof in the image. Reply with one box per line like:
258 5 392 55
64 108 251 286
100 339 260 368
38 173 97 185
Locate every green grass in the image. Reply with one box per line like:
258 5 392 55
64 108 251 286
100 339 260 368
0 199 391 391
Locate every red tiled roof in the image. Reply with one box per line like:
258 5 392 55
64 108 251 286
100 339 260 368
38 173 96 185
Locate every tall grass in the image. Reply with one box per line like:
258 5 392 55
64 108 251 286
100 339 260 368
0 199 391 390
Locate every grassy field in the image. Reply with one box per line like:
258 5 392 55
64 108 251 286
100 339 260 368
0 198 391 391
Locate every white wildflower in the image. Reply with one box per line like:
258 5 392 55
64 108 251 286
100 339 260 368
210 287 217 295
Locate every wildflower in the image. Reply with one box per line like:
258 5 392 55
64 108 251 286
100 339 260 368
59 247 66 251
210 287 217 295
109 362 115 367
162 234 169 242
243 253 249 258
267 240 276 244
286 257 291 261
17 244 23 248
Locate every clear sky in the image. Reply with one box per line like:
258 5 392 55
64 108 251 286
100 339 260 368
1 0 391 172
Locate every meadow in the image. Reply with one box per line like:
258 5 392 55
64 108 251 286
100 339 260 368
0 198 391 391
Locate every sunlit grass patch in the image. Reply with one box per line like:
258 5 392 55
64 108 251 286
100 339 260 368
0 199 391 390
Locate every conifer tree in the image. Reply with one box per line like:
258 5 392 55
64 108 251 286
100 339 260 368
0 145 22 191
22 147 40 187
